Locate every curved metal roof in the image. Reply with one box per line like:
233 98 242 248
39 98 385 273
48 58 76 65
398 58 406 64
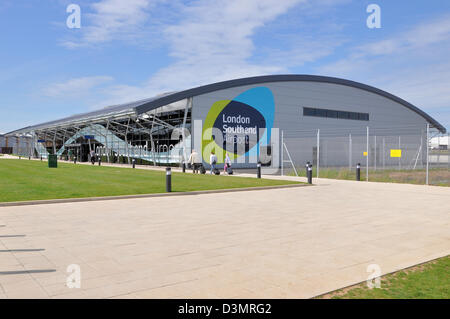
7 74 446 134
135 74 446 133
5 93 176 135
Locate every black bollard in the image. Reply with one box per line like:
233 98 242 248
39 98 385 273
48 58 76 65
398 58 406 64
305 161 310 178
98 157 102 166
166 167 172 192
40 156 42 161
29 156 31 160
356 163 361 181
74 158 77 164
308 163 313 184
132 159 136 169
257 161 261 179
182 162 186 173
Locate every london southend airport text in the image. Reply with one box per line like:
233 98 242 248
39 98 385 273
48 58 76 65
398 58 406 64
222 114 258 135
178 303 272 316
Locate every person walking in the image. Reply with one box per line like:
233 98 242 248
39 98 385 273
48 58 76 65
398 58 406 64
188 149 201 173
209 151 218 174
224 152 232 174
90 150 96 165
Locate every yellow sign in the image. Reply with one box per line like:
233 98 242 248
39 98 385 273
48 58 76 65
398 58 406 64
363 151 368 156
390 149 402 158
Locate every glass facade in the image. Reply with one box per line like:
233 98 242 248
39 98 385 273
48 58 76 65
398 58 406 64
12 99 193 165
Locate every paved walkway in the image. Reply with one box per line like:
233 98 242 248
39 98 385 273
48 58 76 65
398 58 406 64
0 169 449 298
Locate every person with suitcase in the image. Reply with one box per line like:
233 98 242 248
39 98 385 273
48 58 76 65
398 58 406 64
224 152 232 175
209 151 218 175
90 150 96 165
188 149 201 174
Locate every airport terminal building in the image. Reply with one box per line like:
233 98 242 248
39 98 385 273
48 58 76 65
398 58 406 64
5 75 446 170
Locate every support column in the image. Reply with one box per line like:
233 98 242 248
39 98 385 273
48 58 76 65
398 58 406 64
150 115 156 166
105 120 110 163
53 131 57 155
125 118 131 164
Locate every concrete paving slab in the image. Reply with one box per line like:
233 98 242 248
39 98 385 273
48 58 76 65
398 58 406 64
0 176 448 298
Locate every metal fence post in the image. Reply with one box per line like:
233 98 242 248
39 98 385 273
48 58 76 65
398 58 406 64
281 130 284 176
419 133 423 168
349 133 352 170
426 123 429 185
366 126 369 181
317 129 320 178
374 135 377 171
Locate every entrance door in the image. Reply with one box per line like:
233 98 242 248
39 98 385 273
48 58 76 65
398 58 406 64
81 144 90 162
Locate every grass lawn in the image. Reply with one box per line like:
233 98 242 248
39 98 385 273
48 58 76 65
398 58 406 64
318 255 450 299
0 159 301 202
290 167 449 186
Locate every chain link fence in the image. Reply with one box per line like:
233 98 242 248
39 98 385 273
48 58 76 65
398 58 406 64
282 125 449 186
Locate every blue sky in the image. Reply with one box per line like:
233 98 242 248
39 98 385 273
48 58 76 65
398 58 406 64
0 0 449 133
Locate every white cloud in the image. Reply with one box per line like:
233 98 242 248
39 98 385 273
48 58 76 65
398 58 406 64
58 0 350 106
318 15 450 114
258 37 347 69
55 0 353 111
61 0 161 47
88 0 350 106
356 16 450 58
378 62 450 110
43 76 114 97
149 0 305 88
320 15 450 75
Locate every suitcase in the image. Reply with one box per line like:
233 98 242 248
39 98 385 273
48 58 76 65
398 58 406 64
226 167 233 175
214 168 220 175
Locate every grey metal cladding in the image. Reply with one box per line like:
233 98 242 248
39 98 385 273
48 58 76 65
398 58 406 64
191 80 430 137
135 75 446 133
